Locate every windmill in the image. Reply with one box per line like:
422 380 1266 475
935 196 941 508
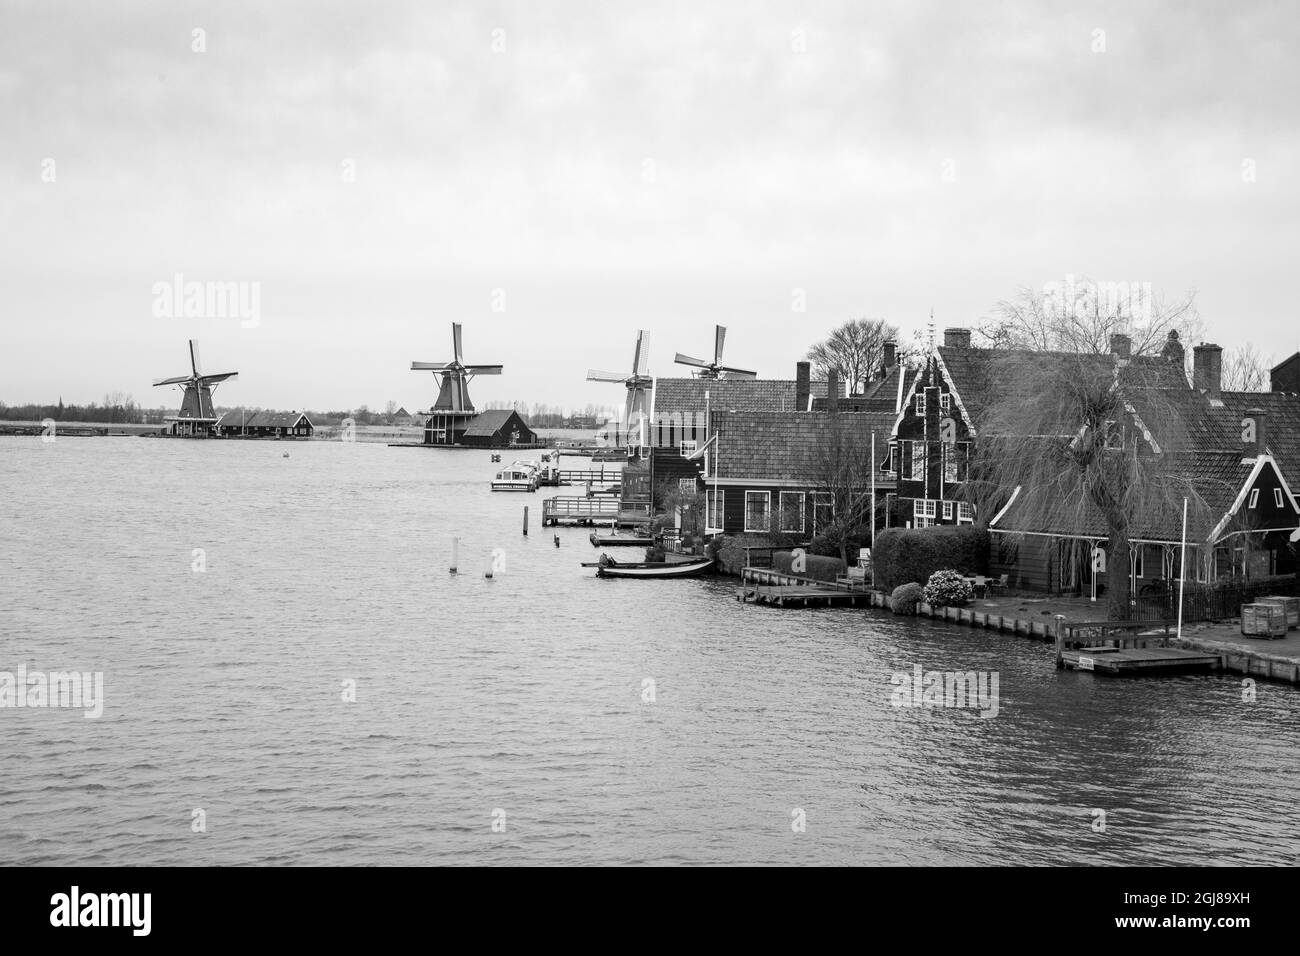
152 339 237 437
673 324 756 379
411 322 503 445
587 330 653 453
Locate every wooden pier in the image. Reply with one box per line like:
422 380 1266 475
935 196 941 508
541 496 620 527
1055 619 1220 676
737 567 873 607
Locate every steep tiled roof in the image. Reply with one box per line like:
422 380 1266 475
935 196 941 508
218 410 311 429
653 377 827 416
991 450 1271 542
463 409 525 437
1216 390 1300 477
711 410 896 482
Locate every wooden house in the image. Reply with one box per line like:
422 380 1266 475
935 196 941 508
982 334 1300 593
702 408 897 538
458 409 537 448
217 410 314 438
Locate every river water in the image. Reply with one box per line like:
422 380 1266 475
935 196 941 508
2 436 1297 865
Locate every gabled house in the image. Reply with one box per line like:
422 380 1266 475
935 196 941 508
702 408 897 539
459 409 537 447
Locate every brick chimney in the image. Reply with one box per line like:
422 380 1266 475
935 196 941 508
1243 407 1265 459
943 327 971 349
1193 343 1223 400
883 340 897 372
1160 330 1185 367
826 369 840 415
795 361 811 411
1109 333 1132 360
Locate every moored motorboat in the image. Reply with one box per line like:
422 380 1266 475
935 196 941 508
491 464 537 491
593 553 714 578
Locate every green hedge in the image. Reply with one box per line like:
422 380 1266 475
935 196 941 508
773 550 846 582
873 526 990 591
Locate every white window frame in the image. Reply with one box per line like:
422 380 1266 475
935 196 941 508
940 392 951 413
942 500 953 519
915 392 926 416
909 441 924 480
957 502 974 525
810 492 834 534
744 491 771 533
1248 488 1259 509
678 478 697 495
1274 488 1285 508
778 491 806 534
679 440 697 457
944 444 958 483
913 498 936 528
1104 420 1121 450
706 489 725 532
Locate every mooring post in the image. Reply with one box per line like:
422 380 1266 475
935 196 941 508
450 536 459 574
523 506 529 536
1054 614 1067 669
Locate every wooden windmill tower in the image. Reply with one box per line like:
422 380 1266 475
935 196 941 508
411 322 503 445
152 340 238 437
673 325 756 379
587 330 653 455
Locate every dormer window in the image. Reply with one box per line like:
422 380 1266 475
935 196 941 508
1248 489 1259 509
1276 489 1285 508
940 393 951 413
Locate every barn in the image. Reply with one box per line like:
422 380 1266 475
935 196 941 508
459 409 537 447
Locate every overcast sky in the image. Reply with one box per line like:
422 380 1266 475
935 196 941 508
2 0 1297 412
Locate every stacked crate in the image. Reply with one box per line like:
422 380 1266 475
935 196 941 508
1257 595 1299 629
1241 603 1288 639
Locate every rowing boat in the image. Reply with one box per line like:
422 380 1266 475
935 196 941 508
593 554 714 579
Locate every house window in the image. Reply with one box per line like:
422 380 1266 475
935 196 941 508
779 492 806 534
811 493 834 533
957 502 974 524
942 501 953 520
744 491 771 533
706 489 725 531
1104 420 1121 450
940 393 951 413
913 498 936 528
1275 488 1285 508
915 392 926 416
1248 489 1259 509
944 445 958 483
680 440 697 456
678 478 697 496
909 441 925 480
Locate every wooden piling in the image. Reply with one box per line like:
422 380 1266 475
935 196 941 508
450 536 459 574
523 506 529 536
1054 614 1066 669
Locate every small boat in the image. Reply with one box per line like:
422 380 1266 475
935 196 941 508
589 531 653 547
491 465 537 492
594 554 714 579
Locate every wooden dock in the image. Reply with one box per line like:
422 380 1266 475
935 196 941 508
1060 646 1222 675
541 496 619 527
1055 619 1220 676
737 567 873 607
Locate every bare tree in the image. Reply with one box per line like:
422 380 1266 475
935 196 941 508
973 289 1212 619
810 415 878 564
977 278 1201 358
807 318 899 395
1221 343 1273 392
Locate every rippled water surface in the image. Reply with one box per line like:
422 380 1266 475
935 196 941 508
2 437 1298 865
